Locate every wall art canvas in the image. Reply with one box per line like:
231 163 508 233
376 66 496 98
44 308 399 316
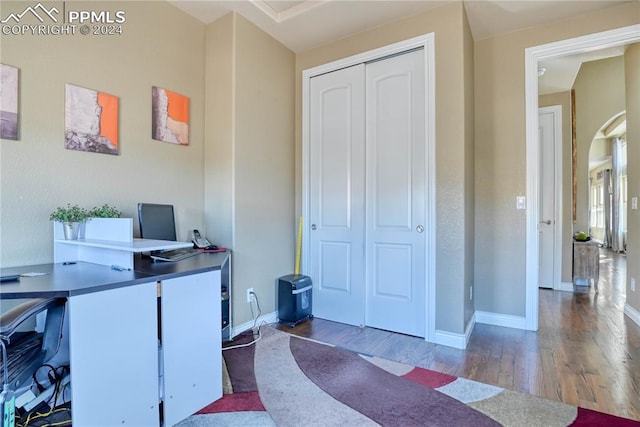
65 84 119 155
152 86 189 146
0 64 19 140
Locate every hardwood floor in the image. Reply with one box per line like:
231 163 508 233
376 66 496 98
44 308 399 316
276 249 640 421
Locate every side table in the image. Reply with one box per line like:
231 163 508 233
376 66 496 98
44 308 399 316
572 240 599 292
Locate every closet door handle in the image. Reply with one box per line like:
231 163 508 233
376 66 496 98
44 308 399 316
540 220 552 225
311 224 317 231
416 225 424 233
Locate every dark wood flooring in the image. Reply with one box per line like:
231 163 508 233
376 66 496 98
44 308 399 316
276 249 640 421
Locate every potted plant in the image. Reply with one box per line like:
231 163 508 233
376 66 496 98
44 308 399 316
49 204 89 240
84 204 132 242
88 204 122 218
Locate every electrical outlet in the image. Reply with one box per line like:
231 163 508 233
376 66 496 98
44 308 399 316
631 277 636 293
247 288 255 303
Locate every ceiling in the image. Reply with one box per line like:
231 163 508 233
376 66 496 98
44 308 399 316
168 0 633 92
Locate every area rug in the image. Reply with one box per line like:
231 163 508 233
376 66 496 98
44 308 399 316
177 327 639 427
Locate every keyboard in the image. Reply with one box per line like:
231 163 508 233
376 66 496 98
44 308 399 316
150 248 200 262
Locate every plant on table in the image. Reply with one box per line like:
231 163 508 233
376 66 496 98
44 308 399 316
88 204 122 218
49 204 90 223
50 204 90 240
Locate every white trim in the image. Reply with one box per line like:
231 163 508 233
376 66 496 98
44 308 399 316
559 282 574 292
538 105 563 291
433 305 475 350
624 304 640 328
231 311 278 338
249 0 328 23
475 311 526 330
434 330 467 349
301 33 437 343
524 25 640 332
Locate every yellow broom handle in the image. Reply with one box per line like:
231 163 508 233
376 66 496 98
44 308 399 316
295 216 303 275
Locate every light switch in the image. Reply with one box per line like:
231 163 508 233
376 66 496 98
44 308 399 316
632 197 638 210
516 196 526 210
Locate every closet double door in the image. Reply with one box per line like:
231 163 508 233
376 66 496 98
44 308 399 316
309 49 426 337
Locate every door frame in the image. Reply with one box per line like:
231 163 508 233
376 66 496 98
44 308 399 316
301 33 437 342
524 24 640 331
538 105 565 291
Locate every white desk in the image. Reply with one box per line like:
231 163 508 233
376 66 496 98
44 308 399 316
53 218 193 270
0 255 227 426
2 221 228 426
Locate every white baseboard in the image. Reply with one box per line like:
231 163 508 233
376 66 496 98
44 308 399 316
558 282 574 292
475 310 526 329
434 315 475 349
434 330 467 349
231 311 278 338
624 304 640 328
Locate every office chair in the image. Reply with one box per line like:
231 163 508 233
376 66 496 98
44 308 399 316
0 298 66 391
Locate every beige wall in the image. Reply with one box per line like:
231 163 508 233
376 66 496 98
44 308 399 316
573 56 626 232
1 3 296 330
539 91 573 283
0 1 206 267
474 2 639 317
625 43 640 313
462 5 476 326
590 138 612 161
296 2 473 334
205 13 296 327
205 13 234 250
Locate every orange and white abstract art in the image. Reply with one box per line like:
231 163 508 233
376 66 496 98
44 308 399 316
151 86 189 146
65 84 119 155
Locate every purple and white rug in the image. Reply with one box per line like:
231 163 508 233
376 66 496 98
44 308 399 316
178 327 639 426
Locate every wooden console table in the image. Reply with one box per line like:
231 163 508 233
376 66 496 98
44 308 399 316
572 240 599 292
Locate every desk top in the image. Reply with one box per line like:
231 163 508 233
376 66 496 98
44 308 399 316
134 251 229 280
0 251 230 299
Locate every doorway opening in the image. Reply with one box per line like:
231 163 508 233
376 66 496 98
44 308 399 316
524 24 640 331
588 113 628 252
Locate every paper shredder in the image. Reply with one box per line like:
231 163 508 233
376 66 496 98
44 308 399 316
278 274 312 325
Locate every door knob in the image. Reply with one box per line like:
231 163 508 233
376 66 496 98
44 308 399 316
540 220 551 225
311 224 317 230
416 225 424 233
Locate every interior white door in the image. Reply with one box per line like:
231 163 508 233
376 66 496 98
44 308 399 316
364 49 426 337
309 64 366 326
538 106 560 289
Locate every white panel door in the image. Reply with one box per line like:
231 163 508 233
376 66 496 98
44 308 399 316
538 107 560 289
364 49 426 337
309 64 366 326
162 271 221 426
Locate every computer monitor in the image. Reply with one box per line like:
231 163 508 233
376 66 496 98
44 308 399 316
137 203 177 241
